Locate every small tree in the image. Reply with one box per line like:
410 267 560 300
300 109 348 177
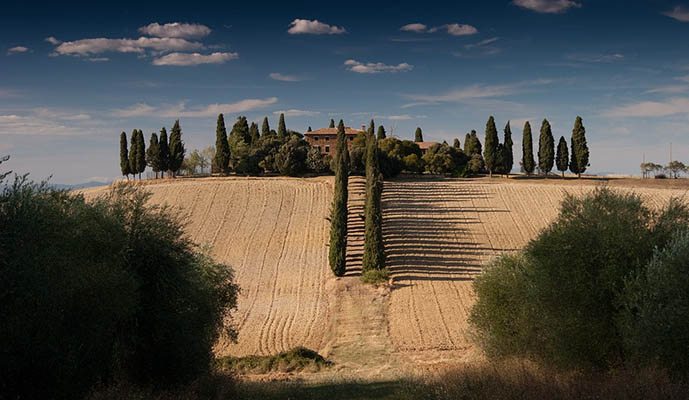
214 114 230 175
146 133 161 178
329 119 335 129
329 120 349 276
120 132 131 179
453 138 461 149
484 116 499 177
556 136 569 178
503 121 514 176
570 116 590 178
158 127 170 178
261 117 270 138
168 120 185 177
377 125 386 140
277 113 287 139
522 121 535 175
666 161 687 179
414 127 423 142
538 119 554 177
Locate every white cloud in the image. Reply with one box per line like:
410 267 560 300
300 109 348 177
663 6 689 22
402 80 552 107
152 52 237 66
400 23 427 33
429 23 478 36
465 37 499 49
273 109 320 117
45 36 61 45
287 19 346 35
344 59 413 74
644 85 689 94
34 108 91 121
53 37 204 56
139 22 212 39
269 72 303 82
678 75 689 83
0 108 101 136
112 98 278 118
602 98 689 117
7 46 30 55
512 0 582 14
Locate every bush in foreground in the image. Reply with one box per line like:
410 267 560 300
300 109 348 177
217 347 331 375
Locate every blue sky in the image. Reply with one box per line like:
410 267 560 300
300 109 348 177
2 0 689 183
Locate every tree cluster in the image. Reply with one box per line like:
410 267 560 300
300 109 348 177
119 121 186 179
641 160 688 179
520 116 589 178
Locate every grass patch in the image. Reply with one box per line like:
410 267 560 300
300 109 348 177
360 268 389 284
216 347 332 374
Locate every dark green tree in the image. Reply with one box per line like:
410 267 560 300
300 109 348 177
414 127 423 142
146 133 161 178
307 126 312 132
556 136 569 178
503 121 514 176
134 130 146 179
377 125 386 140
362 120 385 273
214 114 230 175
277 113 287 139
261 117 270 137
120 132 131 179
484 116 499 177
570 116 590 178
522 121 535 175
128 130 138 179
329 119 335 128
453 138 461 149
231 116 250 143
158 127 170 178
249 122 260 144
538 119 555 176
329 120 348 276
168 120 185 177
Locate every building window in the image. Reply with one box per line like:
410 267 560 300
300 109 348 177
325 136 329 141
325 146 330 153
314 136 319 141
348 136 353 141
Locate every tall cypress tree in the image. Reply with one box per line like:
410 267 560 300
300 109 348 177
556 136 569 178
329 120 349 276
261 117 270 137
570 116 590 178
329 119 335 129
214 114 230 175
363 120 385 272
120 132 130 179
168 120 185 177
464 133 473 154
135 130 146 179
414 127 423 142
484 116 499 177
249 122 260 143
277 113 287 139
231 116 250 143
503 121 514 176
146 132 160 178
538 119 555 176
377 125 386 140
522 121 535 175
453 138 461 149
158 127 170 178
128 130 138 179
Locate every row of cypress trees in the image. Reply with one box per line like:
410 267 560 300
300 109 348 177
329 120 349 276
362 120 386 274
119 120 185 179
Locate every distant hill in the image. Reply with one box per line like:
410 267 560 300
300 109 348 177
49 181 111 191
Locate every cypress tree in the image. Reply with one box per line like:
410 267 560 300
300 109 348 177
570 116 590 178
128 130 138 179
168 120 185 177
522 121 535 175
363 120 385 272
471 130 482 157
503 121 514 176
307 126 312 132
249 122 260 143
231 116 250 143
146 133 160 178
556 136 569 178
414 127 423 142
464 133 473 154
538 119 555 177
261 117 270 137
214 114 230 175
483 116 499 177
329 119 335 129
329 120 349 276
120 132 130 179
158 127 170 178
135 129 146 179
377 125 386 140
277 113 287 139
453 138 461 149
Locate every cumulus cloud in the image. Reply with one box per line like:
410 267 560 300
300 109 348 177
400 23 428 33
344 59 413 74
0 108 99 136
602 98 689 118
269 72 302 82
663 6 689 22
287 19 346 35
112 98 278 118
273 109 320 117
429 23 478 36
152 52 237 66
45 36 61 45
7 46 30 55
54 37 204 56
402 80 552 107
139 22 212 39
512 0 582 14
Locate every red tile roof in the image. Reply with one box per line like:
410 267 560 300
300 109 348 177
416 141 439 150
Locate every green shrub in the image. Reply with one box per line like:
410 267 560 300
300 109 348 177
620 229 689 375
361 268 389 284
470 187 689 370
217 347 331 374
